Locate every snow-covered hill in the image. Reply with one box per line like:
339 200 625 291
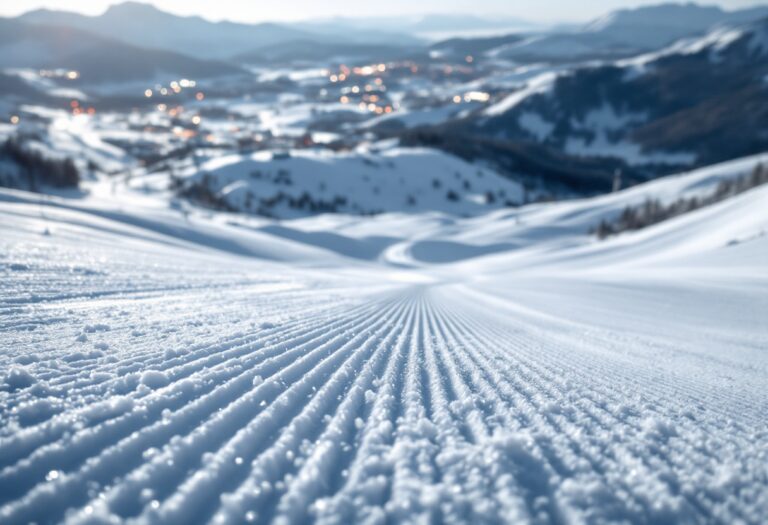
491 2 768 62
177 147 525 218
1 150 766 524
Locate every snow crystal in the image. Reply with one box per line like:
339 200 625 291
45 470 60 482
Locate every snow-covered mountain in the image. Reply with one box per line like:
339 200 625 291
428 18 768 183
0 18 242 84
17 2 310 60
17 2 421 61
485 2 768 62
582 2 768 48
298 14 539 41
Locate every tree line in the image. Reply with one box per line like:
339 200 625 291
0 138 80 191
594 163 768 239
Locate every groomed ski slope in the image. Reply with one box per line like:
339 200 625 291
1 155 767 524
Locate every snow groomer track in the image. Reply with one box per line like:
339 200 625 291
1 173 767 524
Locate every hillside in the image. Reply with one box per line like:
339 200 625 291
175 147 525 218
0 150 766 524
18 2 421 60
492 2 768 62
404 19 768 192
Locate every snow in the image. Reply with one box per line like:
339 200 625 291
2 368 37 392
565 136 696 166
362 102 480 130
483 72 558 116
140 370 170 389
558 104 693 165
0 152 767 524
183 146 524 218
578 103 646 131
618 26 746 75
517 111 554 140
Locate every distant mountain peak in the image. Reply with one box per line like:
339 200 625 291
103 1 163 16
584 2 726 32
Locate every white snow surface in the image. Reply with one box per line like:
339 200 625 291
559 103 696 166
187 147 524 218
483 72 558 117
0 153 767 524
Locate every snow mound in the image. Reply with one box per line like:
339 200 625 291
140 370 170 389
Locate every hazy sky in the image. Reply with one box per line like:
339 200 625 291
2 0 766 23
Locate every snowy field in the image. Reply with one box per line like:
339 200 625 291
1 156 767 524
